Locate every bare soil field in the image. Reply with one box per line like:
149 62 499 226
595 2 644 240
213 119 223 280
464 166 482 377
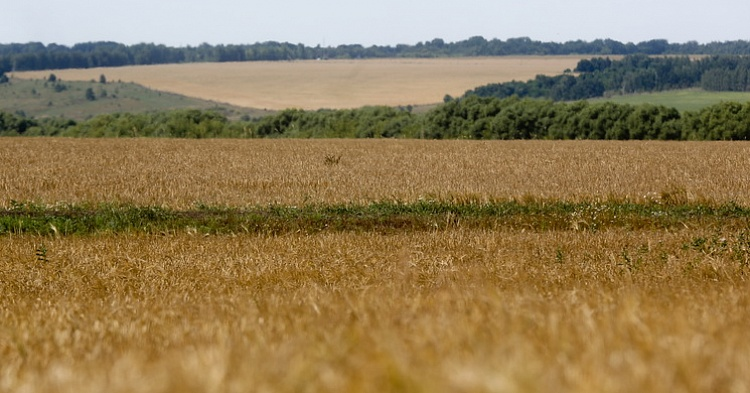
1 138 749 208
12 57 585 110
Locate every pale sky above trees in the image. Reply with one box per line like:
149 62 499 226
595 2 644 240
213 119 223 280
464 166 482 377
3 0 749 46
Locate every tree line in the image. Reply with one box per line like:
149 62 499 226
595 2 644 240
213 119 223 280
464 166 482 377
465 55 750 101
3 97 750 140
5 37 750 72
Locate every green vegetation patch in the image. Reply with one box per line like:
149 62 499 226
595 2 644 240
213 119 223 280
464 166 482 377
2 200 749 236
5 95 750 140
593 89 750 112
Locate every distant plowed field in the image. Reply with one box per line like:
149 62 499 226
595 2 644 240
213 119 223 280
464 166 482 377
12 57 584 110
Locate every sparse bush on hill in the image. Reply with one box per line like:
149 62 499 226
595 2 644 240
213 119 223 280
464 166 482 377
84 87 95 101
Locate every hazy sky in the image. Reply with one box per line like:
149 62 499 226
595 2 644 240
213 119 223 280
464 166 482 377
3 0 750 47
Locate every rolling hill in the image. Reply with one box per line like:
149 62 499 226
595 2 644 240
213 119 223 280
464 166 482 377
11 57 585 111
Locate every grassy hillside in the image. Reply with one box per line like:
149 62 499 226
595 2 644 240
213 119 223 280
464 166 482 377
593 88 750 112
0 76 270 121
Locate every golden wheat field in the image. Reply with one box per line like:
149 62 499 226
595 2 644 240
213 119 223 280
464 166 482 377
2 138 750 393
1 138 750 207
11 57 585 110
3 229 750 393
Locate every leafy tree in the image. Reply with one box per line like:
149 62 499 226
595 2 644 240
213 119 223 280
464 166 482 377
636 39 671 54
574 57 613 73
255 108 304 137
0 111 37 135
625 104 681 139
85 87 96 101
688 102 750 140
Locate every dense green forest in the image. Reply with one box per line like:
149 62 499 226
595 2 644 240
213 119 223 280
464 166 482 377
2 97 750 140
4 37 750 72
465 55 750 101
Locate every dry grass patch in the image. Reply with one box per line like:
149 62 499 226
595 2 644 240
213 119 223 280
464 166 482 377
2 229 749 392
11 57 585 110
1 138 750 208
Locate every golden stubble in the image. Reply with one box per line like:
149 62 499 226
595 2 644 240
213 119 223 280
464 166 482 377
11 57 586 110
1 138 750 208
1 229 749 392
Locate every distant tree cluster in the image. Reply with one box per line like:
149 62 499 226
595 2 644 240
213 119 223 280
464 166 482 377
250 106 420 138
699 56 750 91
5 38 750 72
4 97 750 140
466 55 750 101
64 109 230 138
422 96 683 140
424 96 750 140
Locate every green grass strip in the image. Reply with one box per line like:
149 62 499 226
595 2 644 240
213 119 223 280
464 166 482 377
1 200 749 236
